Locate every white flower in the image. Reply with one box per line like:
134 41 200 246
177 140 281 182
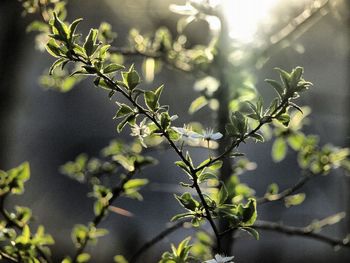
130 119 150 147
174 126 222 141
173 125 200 142
200 128 223 141
204 254 234 263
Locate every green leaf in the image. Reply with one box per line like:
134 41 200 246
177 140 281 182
52 12 69 40
240 227 259 240
276 113 290 127
175 161 191 174
117 114 135 133
189 96 208 114
72 225 89 247
160 112 171 130
99 44 111 60
265 97 279 116
171 212 195 222
218 184 228 205
250 133 264 143
124 179 149 190
45 39 62 58
229 111 247 137
93 200 105 217
115 104 134 119
284 193 305 207
175 192 198 211
290 67 304 88
238 198 257 226
144 91 157 111
265 79 284 98
246 101 260 120
266 183 279 195
287 133 305 151
121 65 140 90
62 258 72 263
208 160 223 171
76 253 91 263
113 255 128 263
104 63 125 74
69 18 83 40
272 138 287 162
6 162 30 195
154 85 164 100
275 67 291 90
49 57 67 75
198 172 217 183
84 29 99 57
176 237 191 258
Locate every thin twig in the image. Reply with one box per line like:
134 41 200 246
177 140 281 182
72 171 136 262
261 0 331 59
0 249 18 262
257 173 312 205
93 65 222 251
253 220 350 249
129 220 188 263
0 194 52 263
195 98 288 173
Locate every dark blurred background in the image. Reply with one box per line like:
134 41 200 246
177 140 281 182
0 0 349 262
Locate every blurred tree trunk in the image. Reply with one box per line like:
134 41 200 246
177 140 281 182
0 0 26 166
345 0 350 233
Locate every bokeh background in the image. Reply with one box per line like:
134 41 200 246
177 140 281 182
0 0 349 262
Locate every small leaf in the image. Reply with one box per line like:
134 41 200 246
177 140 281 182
238 198 257 226
250 133 264 143
284 193 305 207
49 58 67 75
45 39 62 58
84 29 98 57
266 183 279 195
52 12 69 40
240 227 259 240
144 91 157 111
198 172 217 183
276 113 290 127
218 184 228 205
265 79 284 98
175 192 198 211
272 138 287 162
189 96 208 114
104 63 125 74
171 212 194 222
275 67 291 90
76 253 91 263
175 161 190 174
117 114 135 133
69 18 83 40
121 65 140 90
114 255 128 263
208 160 223 171
115 104 133 119
124 179 149 190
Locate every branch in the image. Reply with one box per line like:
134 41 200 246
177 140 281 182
110 47 208 78
0 194 52 263
129 220 188 263
261 0 331 59
195 98 289 173
257 173 312 205
92 63 221 251
72 170 136 262
0 249 18 262
254 220 350 249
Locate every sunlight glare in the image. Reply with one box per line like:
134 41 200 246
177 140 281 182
222 0 279 43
